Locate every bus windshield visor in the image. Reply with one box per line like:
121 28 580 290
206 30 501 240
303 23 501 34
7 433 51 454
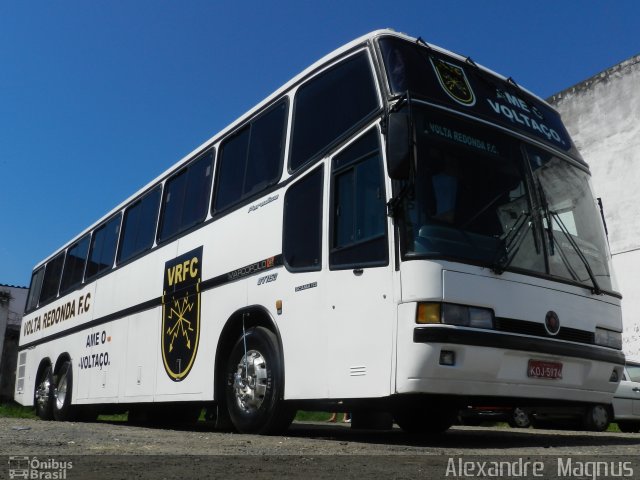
400 106 613 292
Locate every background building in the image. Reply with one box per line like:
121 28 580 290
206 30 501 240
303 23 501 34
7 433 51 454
0 284 27 401
549 54 640 358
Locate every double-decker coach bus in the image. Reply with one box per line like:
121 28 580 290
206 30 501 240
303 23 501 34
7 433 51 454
15 29 624 434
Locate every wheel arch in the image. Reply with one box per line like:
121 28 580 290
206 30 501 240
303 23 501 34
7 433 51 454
36 357 53 377
54 353 72 375
213 305 284 402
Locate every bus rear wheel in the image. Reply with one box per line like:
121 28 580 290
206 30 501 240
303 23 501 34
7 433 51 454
35 365 54 420
225 326 295 435
53 361 75 421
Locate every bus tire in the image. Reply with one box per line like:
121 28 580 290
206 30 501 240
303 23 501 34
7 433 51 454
53 361 75 421
225 326 295 435
35 365 54 421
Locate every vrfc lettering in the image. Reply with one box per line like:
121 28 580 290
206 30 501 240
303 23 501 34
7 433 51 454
167 257 199 286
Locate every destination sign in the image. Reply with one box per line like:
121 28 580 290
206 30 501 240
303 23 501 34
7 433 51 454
380 37 574 154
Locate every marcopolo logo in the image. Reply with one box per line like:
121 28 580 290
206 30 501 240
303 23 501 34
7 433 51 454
161 247 203 382
8 456 73 479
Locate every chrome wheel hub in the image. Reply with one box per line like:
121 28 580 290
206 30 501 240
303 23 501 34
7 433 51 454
35 376 51 409
233 350 267 413
54 373 68 410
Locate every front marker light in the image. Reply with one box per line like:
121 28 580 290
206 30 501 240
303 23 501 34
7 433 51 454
416 302 494 329
416 303 441 324
595 328 622 349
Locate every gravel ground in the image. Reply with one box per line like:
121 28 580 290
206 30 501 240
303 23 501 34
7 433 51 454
2 417 640 479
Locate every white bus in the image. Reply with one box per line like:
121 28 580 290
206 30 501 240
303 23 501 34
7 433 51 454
15 29 624 434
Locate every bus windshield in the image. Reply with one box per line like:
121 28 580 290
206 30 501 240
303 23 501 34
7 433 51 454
400 105 613 292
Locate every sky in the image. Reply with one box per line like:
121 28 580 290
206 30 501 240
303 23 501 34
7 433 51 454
1 0 639 287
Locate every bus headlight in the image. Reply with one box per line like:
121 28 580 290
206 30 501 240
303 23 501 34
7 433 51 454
595 328 622 349
416 302 494 329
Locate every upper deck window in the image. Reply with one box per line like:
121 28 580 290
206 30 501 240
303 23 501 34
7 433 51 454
159 150 213 242
39 252 65 304
86 214 121 280
59 234 90 293
214 101 287 213
118 186 162 264
289 52 379 172
25 267 45 312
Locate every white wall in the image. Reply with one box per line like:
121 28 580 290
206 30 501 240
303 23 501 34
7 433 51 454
0 285 28 369
549 55 640 357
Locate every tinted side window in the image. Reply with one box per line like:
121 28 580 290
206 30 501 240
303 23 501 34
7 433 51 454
283 166 323 271
331 130 387 268
215 127 249 211
214 102 287 212
159 150 213 242
86 215 121 280
118 186 161 263
60 234 91 293
290 52 378 171
39 252 65 304
26 267 45 312
244 102 287 195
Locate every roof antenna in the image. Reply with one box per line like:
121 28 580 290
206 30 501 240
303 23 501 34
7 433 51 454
507 77 520 89
416 36 431 50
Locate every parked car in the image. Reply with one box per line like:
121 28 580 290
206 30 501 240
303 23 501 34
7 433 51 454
459 402 611 431
613 361 640 433
458 406 532 428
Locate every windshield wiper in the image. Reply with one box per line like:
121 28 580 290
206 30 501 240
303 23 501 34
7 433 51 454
537 181 555 256
536 181 602 295
549 209 603 295
492 210 531 274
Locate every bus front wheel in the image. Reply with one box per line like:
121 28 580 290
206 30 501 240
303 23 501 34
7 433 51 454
225 326 295 435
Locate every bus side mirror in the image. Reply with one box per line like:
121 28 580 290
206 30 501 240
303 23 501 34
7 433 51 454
386 111 411 180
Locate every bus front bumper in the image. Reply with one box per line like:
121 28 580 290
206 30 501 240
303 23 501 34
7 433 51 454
396 326 624 405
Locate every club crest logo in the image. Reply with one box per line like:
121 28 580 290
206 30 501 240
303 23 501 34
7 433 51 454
431 57 476 107
162 247 202 381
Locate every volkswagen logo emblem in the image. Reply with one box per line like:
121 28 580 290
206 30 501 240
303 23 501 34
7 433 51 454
544 311 561 336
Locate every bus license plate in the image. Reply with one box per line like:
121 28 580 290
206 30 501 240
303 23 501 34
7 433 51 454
527 360 563 379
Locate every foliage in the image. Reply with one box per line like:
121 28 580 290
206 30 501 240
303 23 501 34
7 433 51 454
0 402 36 419
294 411 333 422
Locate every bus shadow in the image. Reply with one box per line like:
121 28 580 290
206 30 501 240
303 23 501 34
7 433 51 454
284 422 640 450
92 418 640 450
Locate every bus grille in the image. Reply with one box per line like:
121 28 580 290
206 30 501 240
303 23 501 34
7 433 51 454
494 317 595 345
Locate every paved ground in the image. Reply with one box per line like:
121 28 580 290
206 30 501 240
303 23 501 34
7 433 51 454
2 417 640 479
